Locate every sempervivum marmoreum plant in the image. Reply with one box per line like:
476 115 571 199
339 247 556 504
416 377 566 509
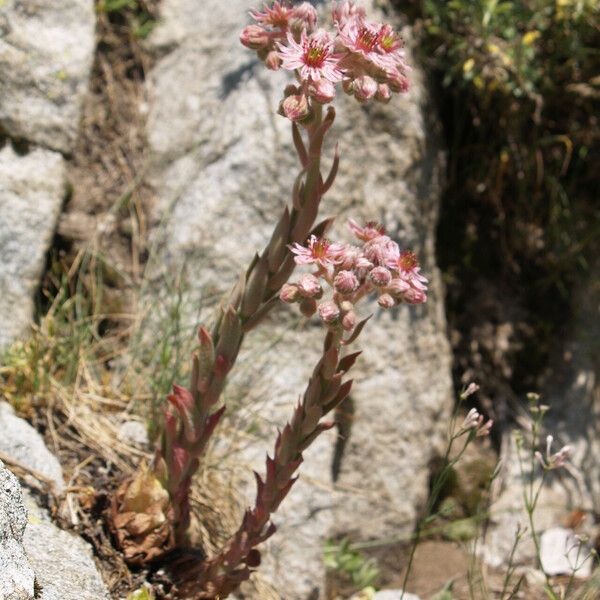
109 1 418 594
179 220 428 597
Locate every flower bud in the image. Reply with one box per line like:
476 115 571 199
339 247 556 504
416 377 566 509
342 310 356 331
318 300 340 324
240 25 270 50
351 75 377 102
336 246 360 270
462 408 480 430
280 283 299 303
388 277 410 297
299 297 317 317
363 235 400 266
279 93 312 122
402 287 427 305
292 2 317 32
370 266 392 287
375 84 392 103
461 382 480 400
377 293 395 309
334 270 359 294
297 274 322 298
309 79 336 104
265 50 282 70
387 69 409 93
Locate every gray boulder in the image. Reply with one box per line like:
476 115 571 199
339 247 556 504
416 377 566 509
0 413 109 600
0 0 95 154
22 489 110 600
0 143 66 351
145 1 453 597
0 460 35 600
0 403 64 492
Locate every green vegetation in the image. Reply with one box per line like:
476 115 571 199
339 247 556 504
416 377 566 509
0 251 112 413
408 0 600 411
324 537 380 592
97 0 157 39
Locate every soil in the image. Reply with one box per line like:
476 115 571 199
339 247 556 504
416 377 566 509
366 539 586 600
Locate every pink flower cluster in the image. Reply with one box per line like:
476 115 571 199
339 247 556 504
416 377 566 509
281 219 427 330
240 1 410 121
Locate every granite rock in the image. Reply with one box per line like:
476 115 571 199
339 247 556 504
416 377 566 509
0 460 35 600
22 489 110 600
0 415 109 600
0 144 66 351
0 0 95 153
0 403 64 492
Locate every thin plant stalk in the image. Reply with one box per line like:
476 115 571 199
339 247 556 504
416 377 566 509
400 389 492 599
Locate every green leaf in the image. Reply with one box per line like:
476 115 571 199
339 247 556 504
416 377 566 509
127 586 155 600
133 18 156 39
99 0 138 13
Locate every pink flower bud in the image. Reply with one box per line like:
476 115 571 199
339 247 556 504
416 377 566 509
375 84 392 103
279 93 312 122
334 270 359 294
387 68 409 93
462 408 480 430
363 235 400 266
280 283 299 303
318 300 340 324
297 274 322 298
240 25 270 50
351 75 378 102
348 219 386 242
299 297 317 317
388 278 410 297
170 444 187 478
378 293 395 309
476 418 493 437
461 383 480 399
309 78 336 104
167 384 194 418
265 50 282 70
342 310 356 331
332 0 366 26
292 2 318 32
370 266 392 287
402 287 427 305
336 245 361 270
